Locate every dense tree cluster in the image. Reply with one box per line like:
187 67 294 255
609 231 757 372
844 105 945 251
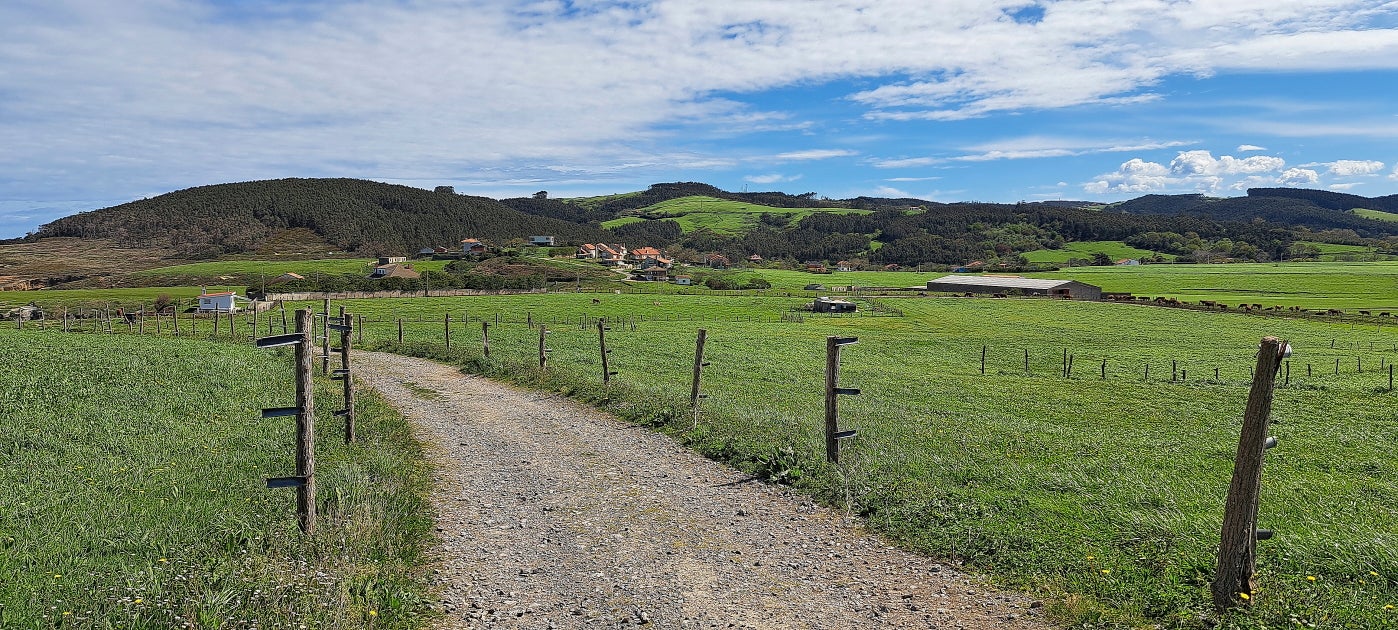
35 178 611 259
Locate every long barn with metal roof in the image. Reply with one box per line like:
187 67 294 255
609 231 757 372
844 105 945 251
926 275 1102 300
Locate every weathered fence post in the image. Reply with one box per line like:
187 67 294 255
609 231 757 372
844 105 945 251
538 325 549 369
824 336 861 463
357 315 364 344
1023 348 1029 374
256 309 316 535
1101 358 1107 379
980 345 986 375
333 308 355 443
690 329 709 422
444 313 451 348
598 318 615 391
482 321 490 358
1212 336 1287 611
397 318 403 344
227 309 235 338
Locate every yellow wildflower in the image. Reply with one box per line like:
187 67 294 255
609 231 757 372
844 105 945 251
1238 592 1250 600
1100 569 1111 575
1306 575 1317 582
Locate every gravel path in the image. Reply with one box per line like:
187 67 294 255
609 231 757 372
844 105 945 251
354 352 1052 630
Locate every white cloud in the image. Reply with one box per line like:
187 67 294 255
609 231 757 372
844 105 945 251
1168 151 1286 176
1391 164 1398 180
1084 158 1171 194
1328 182 1363 190
873 185 911 198
1237 144 1267 152
1276 168 1320 185
885 176 941 182
744 173 802 184
951 137 1192 162
771 149 857 161
870 157 942 169
1324 159 1386 176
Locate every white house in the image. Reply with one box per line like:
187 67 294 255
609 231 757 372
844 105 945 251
197 291 249 313
674 275 693 286
530 236 556 246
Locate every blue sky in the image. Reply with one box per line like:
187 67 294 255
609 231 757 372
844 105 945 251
2 0 1398 238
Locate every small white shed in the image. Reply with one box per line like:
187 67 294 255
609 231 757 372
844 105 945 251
197 291 246 313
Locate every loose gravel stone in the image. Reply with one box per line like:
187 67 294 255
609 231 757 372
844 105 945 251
355 352 1051 630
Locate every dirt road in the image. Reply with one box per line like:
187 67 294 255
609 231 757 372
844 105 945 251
354 352 1051 629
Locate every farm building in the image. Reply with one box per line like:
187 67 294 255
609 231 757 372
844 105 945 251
197 291 250 312
529 235 556 246
673 275 692 285
369 263 421 280
812 296 856 313
926 275 1102 300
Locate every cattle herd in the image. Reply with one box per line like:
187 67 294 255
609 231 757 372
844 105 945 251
1102 294 1393 317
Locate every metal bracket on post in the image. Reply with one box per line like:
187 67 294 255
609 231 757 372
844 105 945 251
825 336 860 463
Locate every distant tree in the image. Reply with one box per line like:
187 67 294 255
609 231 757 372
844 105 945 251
434 185 455 194
534 190 548 199
1091 252 1113 266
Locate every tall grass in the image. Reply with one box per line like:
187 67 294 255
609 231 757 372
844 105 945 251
0 329 436 629
330 293 1398 628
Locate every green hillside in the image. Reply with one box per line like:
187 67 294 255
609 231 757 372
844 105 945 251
602 195 871 235
1020 240 1172 264
33 178 612 260
1352 208 1398 223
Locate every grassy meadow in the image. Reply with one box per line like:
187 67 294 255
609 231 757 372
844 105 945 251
258 291 1398 628
9 258 1398 627
0 329 436 628
601 195 872 234
1020 240 1170 264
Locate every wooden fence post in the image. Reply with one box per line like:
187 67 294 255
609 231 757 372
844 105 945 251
690 329 709 413
482 321 490 358
538 326 549 369
335 308 355 444
1212 336 1287 610
980 345 986 375
397 318 404 344
824 336 860 463
598 318 615 390
444 313 451 348
256 309 316 535
228 309 235 338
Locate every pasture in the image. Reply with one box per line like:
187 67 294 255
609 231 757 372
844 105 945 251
1020 240 1169 264
600 195 872 234
260 291 1398 627
0 330 434 628
1026 261 1398 311
8 274 1398 627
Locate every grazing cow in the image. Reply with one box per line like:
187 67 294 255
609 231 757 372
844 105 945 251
1327 309 1344 315
992 293 1007 298
1381 312 1392 317
1251 303 1262 309
591 298 601 304
1359 310 1371 316
965 292 975 297
1201 300 1216 307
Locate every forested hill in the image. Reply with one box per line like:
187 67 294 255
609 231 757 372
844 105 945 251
34 178 612 258
1111 191 1397 233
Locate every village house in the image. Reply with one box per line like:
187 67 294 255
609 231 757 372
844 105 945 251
835 260 853 272
461 238 487 256
577 243 627 266
1115 258 1141 266
673 275 693 286
804 260 829 273
705 253 731 269
629 246 673 269
529 236 556 246
748 254 763 264
369 263 421 280
378 256 407 265
632 267 669 282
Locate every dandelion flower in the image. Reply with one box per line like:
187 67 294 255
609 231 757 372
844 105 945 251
158 558 167 563
369 610 378 617
1101 569 1111 575
135 599 143 604
53 574 61 579
1307 575 1316 582
1085 555 1094 560
1238 592 1250 600
1372 571 1381 577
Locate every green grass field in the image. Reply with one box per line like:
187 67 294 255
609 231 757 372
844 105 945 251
600 195 871 235
261 291 1398 628
0 330 435 628
1353 208 1398 223
1021 240 1171 264
10 262 1398 627
1027 261 1398 310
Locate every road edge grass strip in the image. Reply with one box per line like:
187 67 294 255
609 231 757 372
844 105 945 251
0 329 439 629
